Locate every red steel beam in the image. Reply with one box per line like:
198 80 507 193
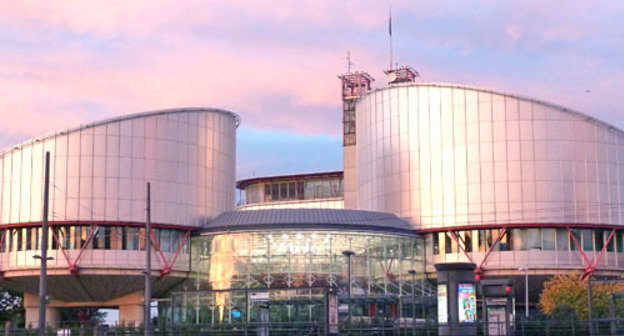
150 229 170 270
69 225 99 274
160 229 191 278
0 220 197 231
475 228 506 275
50 228 72 268
0 230 7 276
418 222 623 233
449 231 475 264
583 229 616 280
566 226 592 267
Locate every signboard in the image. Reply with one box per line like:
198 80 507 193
437 284 448 323
249 291 270 302
458 283 476 323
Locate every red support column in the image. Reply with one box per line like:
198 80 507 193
582 229 616 280
0 230 7 277
69 225 99 274
475 228 506 275
50 228 72 268
162 230 191 277
449 231 475 264
566 226 592 268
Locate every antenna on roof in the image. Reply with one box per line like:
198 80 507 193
346 51 354 74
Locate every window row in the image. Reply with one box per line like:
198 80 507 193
244 179 344 204
0 226 189 253
432 228 624 255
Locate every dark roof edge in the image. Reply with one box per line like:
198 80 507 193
199 222 418 236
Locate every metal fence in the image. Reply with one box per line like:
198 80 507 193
6 319 624 336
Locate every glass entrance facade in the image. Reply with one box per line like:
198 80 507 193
173 228 430 327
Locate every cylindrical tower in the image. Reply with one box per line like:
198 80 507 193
355 83 624 281
0 108 239 327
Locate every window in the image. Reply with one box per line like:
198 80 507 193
542 229 555 250
271 183 279 201
463 231 473 253
528 229 541 250
500 230 511 251
617 231 624 253
445 232 453 254
570 229 581 251
478 230 486 252
556 229 569 250
264 184 271 202
583 229 594 252
607 230 615 252
433 233 439 255
514 229 527 251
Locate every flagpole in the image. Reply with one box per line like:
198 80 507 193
389 5 393 70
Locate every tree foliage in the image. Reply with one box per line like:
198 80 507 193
0 288 24 325
539 272 624 319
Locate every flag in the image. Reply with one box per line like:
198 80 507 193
388 12 392 36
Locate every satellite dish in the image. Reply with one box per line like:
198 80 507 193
386 72 397 83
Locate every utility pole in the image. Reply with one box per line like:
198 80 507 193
144 182 152 336
38 151 50 335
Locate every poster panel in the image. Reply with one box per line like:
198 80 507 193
437 284 448 323
457 283 476 323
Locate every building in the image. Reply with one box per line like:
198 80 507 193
236 171 344 210
171 209 429 329
350 81 624 305
0 108 239 327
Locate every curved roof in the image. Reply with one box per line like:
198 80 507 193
360 82 624 136
1 107 241 156
237 170 343 189
202 209 416 235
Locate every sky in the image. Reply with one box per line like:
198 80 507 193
1 1 623 180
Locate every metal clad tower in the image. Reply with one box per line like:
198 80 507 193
339 71 373 209
0 108 239 327
355 82 624 281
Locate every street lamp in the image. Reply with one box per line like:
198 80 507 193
342 250 355 325
518 266 529 319
408 270 417 321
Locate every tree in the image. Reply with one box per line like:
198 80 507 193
0 288 24 325
539 272 624 319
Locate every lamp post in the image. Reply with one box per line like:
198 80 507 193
342 250 355 325
408 270 417 322
518 266 529 319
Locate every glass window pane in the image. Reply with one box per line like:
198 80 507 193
433 233 439 255
542 229 555 250
617 231 624 253
583 229 594 252
463 231 472 253
595 230 604 252
513 229 527 251
570 229 581 251
445 232 452 254
607 230 615 252
528 229 541 250
556 229 569 250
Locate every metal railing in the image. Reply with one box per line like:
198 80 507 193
8 318 624 336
